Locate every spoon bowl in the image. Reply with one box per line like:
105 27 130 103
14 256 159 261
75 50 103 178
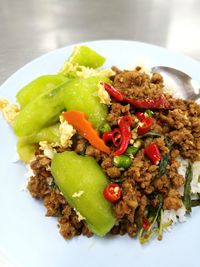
151 66 200 103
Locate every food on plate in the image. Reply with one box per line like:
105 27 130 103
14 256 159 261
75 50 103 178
51 151 115 236
1 45 200 243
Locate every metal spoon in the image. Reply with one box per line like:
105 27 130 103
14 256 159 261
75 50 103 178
151 66 200 103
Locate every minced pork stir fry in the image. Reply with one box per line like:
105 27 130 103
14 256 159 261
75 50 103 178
1 46 200 244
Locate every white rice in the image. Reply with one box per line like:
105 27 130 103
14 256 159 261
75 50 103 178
163 205 187 225
191 161 200 194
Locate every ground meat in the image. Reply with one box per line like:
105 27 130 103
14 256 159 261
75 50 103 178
30 156 51 175
155 137 169 155
59 222 77 239
154 175 170 192
85 145 105 162
111 66 122 75
169 129 198 160
169 172 184 189
113 179 139 223
170 149 180 159
158 98 200 161
101 157 113 169
150 73 163 84
151 122 164 134
58 206 93 239
112 178 148 237
27 174 51 198
106 103 130 126
187 100 200 116
111 221 137 236
44 190 66 216
127 150 158 190
160 109 190 129
163 189 182 210
112 69 164 99
137 195 148 218
106 166 121 178
74 135 87 154
27 152 93 240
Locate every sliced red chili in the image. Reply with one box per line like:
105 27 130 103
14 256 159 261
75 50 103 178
121 115 132 126
100 82 170 109
103 131 113 142
144 143 161 165
137 117 154 136
126 95 171 109
100 82 124 102
112 128 122 147
114 116 132 156
135 112 145 121
103 183 122 203
142 217 150 231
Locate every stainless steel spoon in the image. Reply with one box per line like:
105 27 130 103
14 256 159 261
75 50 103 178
151 66 200 103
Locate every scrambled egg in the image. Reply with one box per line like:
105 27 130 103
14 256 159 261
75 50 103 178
59 115 76 147
59 61 115 79
0 98 20 126
73 208 86 221
39 141 57 159
97 83 111 105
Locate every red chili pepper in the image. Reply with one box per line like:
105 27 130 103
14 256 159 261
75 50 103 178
101 83 170 109
114 116 132 156
121 115 132 126
137 117 154 135
144 143 161 165
103 131 113 142
142 217 150 231
126 95 171 109
135 112 145 121
103 128 122 147
100 82 124 102
103 183 122 203
112 128 122 147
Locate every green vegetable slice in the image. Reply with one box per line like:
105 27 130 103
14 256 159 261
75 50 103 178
51 151 116 236
183 162 193 213
14 76 110 137
16 74 68 108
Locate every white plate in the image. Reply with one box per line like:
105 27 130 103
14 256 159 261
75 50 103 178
0 40 200 267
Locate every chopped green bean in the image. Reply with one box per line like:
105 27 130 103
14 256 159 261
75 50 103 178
125 146 139 157
157 209 163 241
183 162 193 213
113 155 132 169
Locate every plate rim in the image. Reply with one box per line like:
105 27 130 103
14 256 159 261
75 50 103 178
1 39 200 92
